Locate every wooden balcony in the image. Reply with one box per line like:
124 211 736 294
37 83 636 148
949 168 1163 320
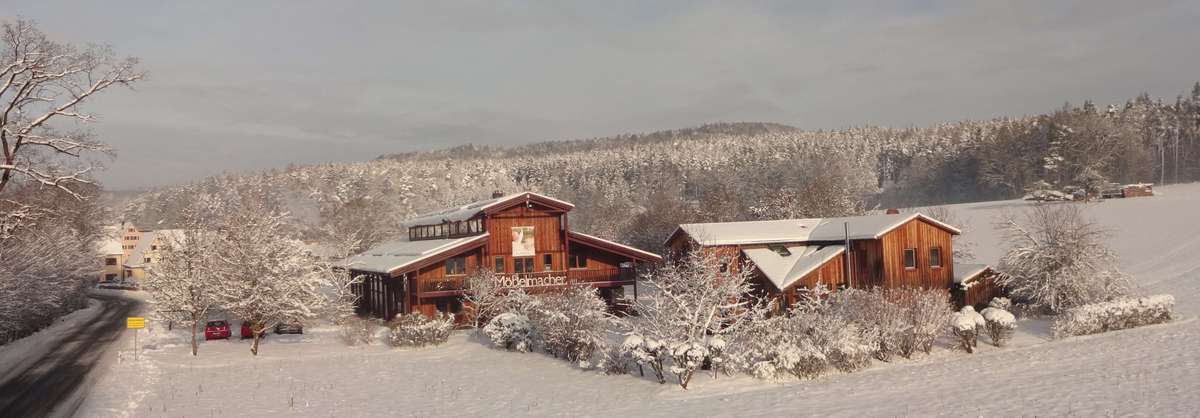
418 268 635 297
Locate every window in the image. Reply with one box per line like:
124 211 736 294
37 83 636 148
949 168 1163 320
568 253 588 269
514 257 535 274
903 248 916 269
144 257 152 263
104 274 117 281
151 245 158 251
543 254 553 271
445 257 467 275
930 247 942 268
768 244 791 257
719 263 729 273
105 258 117 266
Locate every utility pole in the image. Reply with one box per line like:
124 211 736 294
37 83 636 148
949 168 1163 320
844 222 853 289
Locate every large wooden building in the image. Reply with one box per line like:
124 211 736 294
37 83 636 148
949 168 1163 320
664 212 973 309
346 192 662 320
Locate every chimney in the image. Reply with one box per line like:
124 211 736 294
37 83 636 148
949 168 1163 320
885 208 901 215
491 190 505 199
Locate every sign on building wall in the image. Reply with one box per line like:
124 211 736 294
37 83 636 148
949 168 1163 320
511 226 535 257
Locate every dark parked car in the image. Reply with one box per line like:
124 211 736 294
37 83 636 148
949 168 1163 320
204 320 231 340
274 322 304 335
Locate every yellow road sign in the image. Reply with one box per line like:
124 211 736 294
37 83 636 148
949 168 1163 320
126 317 145 329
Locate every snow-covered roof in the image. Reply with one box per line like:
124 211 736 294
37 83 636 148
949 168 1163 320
672 219 823 246
669 212 960 246
568 231 662 262
344 233 490 274
404 192 574 227
742 245 845 290
953 263 991 284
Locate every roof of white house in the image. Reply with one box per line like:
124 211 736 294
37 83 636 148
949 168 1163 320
670 212 960 246
953 263 991 284
742 244 845 290
404 192 574 226
344 233 490 274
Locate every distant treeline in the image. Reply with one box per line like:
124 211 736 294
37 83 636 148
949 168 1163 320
124 83 1200 253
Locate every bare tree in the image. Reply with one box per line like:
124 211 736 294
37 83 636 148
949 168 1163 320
996 204 1131 313
0 19 142 198
462 269 505 328
144 210 221 356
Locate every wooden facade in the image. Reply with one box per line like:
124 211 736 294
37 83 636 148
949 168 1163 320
666 214 964 310
350 192 661 320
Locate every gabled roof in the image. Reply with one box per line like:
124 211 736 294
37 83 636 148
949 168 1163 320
667 212 960 247
668 219 823 246
568 231 662 262
953 263 992 284
742 245 845 291
808 213 961 240
344 233 490 275
404 192 574 226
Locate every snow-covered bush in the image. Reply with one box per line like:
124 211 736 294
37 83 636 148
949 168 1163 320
669 341 709 389
388 312 455 348
980 307 1017 346
706 336 730 377
339 317 385 346
625 334 669 384
997 204 1132 314
483 312 534 352
895 288 954 358
528 286 612 367
1052 294 1174 338
950 312 978 354
988 297 1013 312
828 289 909 361
599 343 634 376
727 309 869 381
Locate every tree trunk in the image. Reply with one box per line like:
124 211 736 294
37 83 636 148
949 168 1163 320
251 331 262 356
190 320 199 356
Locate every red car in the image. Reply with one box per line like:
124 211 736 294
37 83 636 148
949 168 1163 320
204 320 231 340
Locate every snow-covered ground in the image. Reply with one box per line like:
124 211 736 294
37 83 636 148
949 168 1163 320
79 184 1200 417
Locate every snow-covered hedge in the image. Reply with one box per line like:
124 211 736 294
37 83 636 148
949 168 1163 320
950 311 979 353
483 312 534 352
980 307 1017 346
339 317 386 346
728 310 871 381
388 312 455 348
1052 295 1175 338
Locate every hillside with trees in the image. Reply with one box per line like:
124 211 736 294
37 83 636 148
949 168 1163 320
123 83 1200 254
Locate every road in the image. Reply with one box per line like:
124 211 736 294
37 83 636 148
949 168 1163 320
0 291 142 418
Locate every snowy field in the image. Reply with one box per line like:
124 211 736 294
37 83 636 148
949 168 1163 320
79 184 1200 417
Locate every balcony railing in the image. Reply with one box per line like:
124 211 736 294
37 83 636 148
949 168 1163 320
418 268 634 296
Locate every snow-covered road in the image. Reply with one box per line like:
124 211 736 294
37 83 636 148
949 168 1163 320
0 291 143 418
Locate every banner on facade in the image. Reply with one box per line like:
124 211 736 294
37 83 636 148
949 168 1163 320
511 226 535 257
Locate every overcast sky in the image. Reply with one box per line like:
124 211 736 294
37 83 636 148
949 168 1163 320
3 1 1198 190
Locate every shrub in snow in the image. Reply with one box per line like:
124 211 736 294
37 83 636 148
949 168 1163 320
727 309 869 381
894 288 954 358
997 204 1132 314
624 334 668 384
669 341 709 390
980 307 1016 347
483 312 534 352
828 288 910 362
950 312 978 354
527 286 612 367
340 317 385 346
1052 294 1175 338
960 306 986 348
988 297 1013 312
706 336 730 378
599 343 634 376
388 312 455 348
